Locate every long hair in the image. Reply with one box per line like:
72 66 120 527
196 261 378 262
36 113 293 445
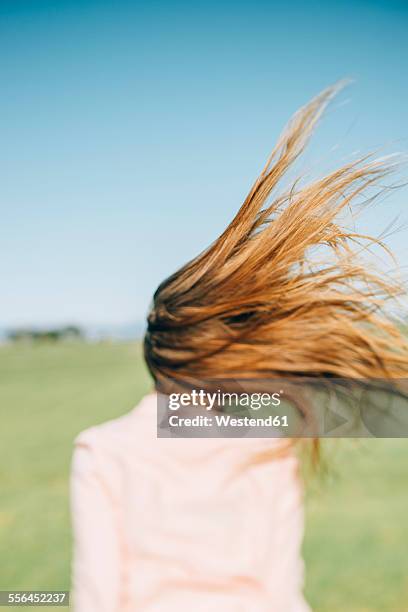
144 83 408 449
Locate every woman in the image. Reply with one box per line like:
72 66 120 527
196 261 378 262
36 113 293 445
70 83 408 611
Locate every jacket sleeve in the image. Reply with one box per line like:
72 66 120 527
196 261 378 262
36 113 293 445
70 434 123 612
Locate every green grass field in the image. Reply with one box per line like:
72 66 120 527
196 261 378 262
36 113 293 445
0 342 407 611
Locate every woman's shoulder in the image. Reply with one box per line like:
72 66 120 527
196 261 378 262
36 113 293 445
73 391 158 455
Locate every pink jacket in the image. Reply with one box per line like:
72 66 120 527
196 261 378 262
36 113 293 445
70 392 310 611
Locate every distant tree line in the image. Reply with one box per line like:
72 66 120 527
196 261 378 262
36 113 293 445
7 325 84 343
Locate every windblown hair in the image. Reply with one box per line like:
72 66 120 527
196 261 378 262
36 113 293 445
144 84 408 404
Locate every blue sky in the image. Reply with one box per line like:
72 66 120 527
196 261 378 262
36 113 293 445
1 0 408 327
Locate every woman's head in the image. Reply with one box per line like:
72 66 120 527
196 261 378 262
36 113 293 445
144 83 408 395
